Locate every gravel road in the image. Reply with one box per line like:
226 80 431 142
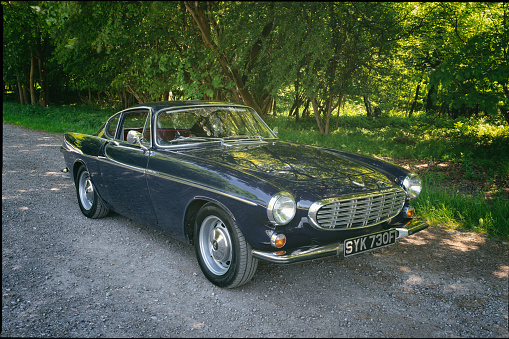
2 122 508 338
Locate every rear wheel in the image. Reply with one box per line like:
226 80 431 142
194 204 258 288
75 165 109 219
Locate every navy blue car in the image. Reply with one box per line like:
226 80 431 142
61 101 428 288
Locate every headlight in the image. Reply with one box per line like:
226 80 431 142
403 173 422 199
267 192 296 225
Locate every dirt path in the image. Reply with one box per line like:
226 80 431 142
2 123 508 337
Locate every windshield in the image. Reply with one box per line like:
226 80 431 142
155 106 276 147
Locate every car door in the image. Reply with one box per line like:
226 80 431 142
99 109 157 226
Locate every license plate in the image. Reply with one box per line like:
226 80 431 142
343 229 397 257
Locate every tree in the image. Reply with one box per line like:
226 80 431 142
254 2 415 134
401 2 509 122
184 1 272 117
3 1 50 106
435 2 509 122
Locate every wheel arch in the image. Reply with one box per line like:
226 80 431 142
72 159 87 184
72 159 110 210
183 197 238 245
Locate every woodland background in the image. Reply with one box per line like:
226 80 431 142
3 2 508 134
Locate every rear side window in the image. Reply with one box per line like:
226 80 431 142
106 114 121 138
119 110 150 142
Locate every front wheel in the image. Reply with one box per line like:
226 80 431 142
194 204 258 288
75 165 109 219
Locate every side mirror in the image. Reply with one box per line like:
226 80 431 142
126 130 143 145
126 130 152 154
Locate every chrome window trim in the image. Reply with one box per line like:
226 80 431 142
153 105 277 149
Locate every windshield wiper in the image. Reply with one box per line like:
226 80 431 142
163 136 222 145
223 135 265 141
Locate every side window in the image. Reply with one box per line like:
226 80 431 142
106 114 121 138
156 109 201 144
120 110 150 142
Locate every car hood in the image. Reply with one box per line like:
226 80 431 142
184 141 393 187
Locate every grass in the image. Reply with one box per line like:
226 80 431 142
3 101 509 240
414 174 508 240
2 101 116 135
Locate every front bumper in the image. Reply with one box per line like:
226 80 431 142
251 218 428 264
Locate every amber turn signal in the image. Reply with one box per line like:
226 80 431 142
406 207 415 218
270 233 286 248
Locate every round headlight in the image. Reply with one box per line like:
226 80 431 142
267 192 296 225
403 173 422 199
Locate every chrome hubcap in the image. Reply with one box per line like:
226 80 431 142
199 215 232 276
78 171 94 210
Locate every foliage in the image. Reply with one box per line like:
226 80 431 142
400 3 509 122
415 175 509 240
3 2 36 83
3 1 55 105
4 1 508 126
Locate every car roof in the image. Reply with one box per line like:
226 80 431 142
130 100 250 114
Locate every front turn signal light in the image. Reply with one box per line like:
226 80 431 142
406 207 415 218
270 234 286 248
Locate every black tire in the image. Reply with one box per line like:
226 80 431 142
75 165 109 219
194 204 258 288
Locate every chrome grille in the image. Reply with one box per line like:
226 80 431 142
308 188 406 230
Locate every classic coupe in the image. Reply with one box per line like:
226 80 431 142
61 100 428 288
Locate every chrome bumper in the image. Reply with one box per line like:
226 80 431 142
251 219 428 264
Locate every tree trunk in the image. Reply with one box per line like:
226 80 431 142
184 1 267 118
324 96 333 135
302 100 310 118
289 87 301 122
334 93 344 130
325 95 342 135
16 74 25 105
311 95 342 136
36 42 47 107
500 84 509 124
22 82 29 104
126 83 143 105
408 83 420 117
363 95 374 117
425 83 435 113
30 51 36 105
311 97 326 136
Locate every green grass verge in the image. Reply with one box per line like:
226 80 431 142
2 101 116 135
414 176 508 240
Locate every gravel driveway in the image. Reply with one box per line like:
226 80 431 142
2 123 508 338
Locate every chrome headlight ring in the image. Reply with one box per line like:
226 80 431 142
267 192 296 225
402 173 422 200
